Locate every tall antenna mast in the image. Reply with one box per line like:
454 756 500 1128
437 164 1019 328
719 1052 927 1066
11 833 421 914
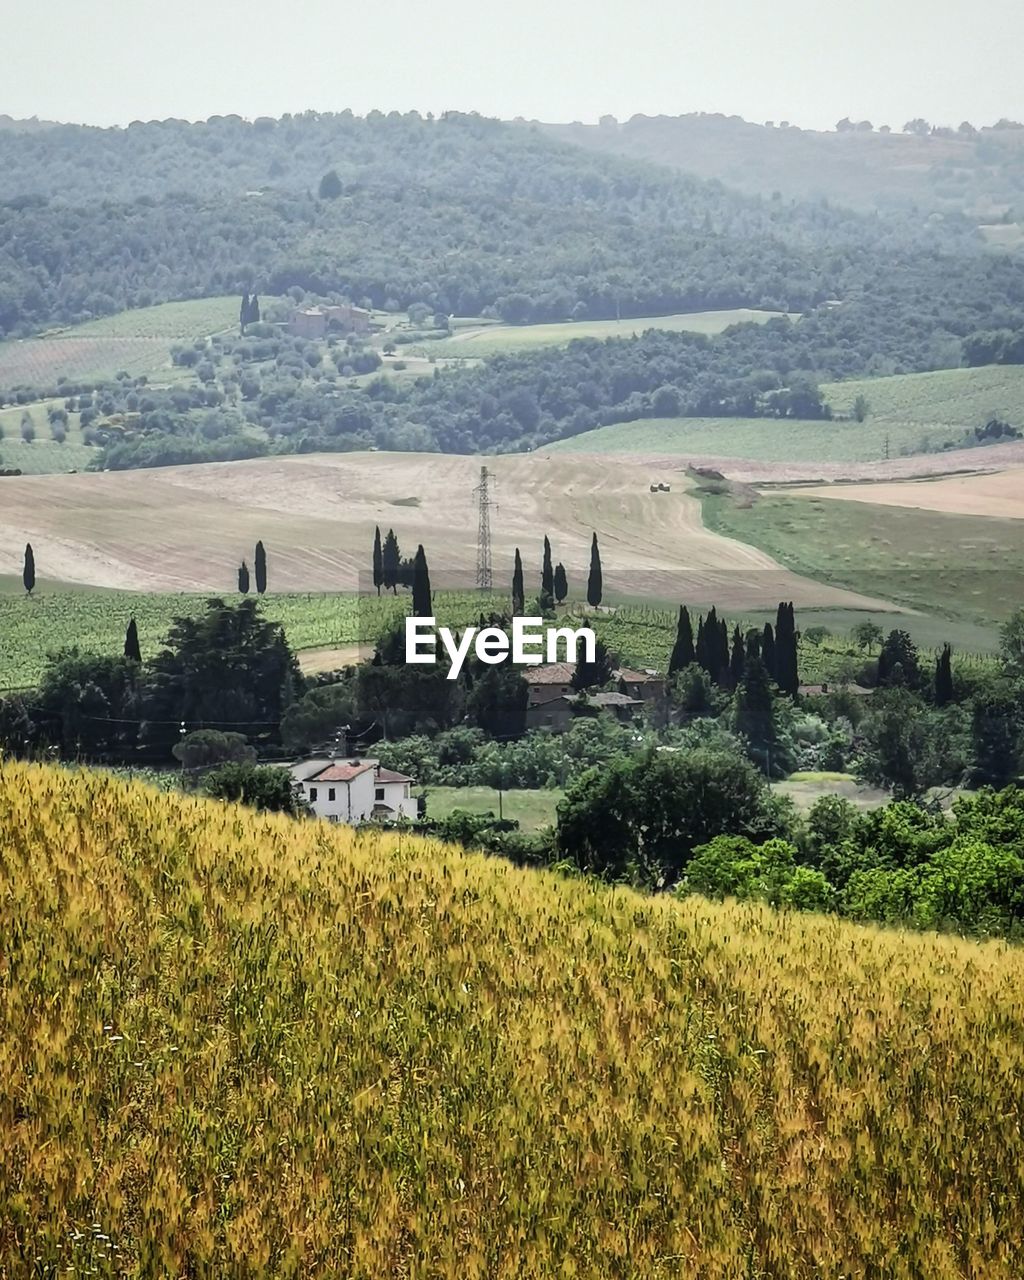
474 465 497 591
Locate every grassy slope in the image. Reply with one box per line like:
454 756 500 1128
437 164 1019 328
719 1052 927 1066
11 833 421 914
419 785 562 831
427 308 790 356
548 366 1024 463
3 762 1024 1275
703 489 1024 630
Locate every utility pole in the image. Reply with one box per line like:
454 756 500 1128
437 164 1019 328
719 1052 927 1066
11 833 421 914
474 465 497 591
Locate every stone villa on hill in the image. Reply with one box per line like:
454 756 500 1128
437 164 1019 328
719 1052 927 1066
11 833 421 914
289 304 372 339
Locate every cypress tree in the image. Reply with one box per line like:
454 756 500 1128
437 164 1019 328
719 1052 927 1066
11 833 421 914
372 525 383 596
774 601 799 696
248 293 261 324
718 617 730 685
238 560 250 594
124 616 142 662
553 562 568 605
382 528 401 594
22 543 34 595
511 548 525 614
695 612 710 675
668 605 696 675
730 625 745 687
734 656 779 775
240 292 250 333
254 540 267 595
587 533 602 608
412 544 432 616
541 536 554 609
935 643 954 706
745 628 761 662
761 622 776 679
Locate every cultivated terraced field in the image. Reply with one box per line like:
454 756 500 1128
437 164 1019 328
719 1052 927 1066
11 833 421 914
0 589 502 690
0 451 896 611
0 297 244 387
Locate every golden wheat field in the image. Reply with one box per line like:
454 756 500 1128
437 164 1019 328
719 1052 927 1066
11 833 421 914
2 762 1024 1277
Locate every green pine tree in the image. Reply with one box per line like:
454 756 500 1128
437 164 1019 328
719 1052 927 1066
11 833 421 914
254 540 267 595
412 545 432 617
124 616 142 662
372 526 383 596
935 643 954 706
587 533 602 608
512 548 525 614
553 562 568 605
730 625 745 687
22 543 34 595
541 536 554 610
734 657 779 775
382 529 401 594
668 606 696 674
238 561 250 594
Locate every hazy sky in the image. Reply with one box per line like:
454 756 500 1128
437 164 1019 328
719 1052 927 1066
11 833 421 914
4 0 1022 130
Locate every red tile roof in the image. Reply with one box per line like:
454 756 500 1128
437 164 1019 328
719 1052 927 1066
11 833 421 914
310 761 374 783
375 768 413 783
526 662 576 685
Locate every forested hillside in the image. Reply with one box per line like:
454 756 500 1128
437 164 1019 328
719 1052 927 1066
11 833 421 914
547 113 1024 217
0 110 1004 338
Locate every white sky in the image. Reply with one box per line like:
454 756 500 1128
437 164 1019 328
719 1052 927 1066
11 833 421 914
2 0 1021 130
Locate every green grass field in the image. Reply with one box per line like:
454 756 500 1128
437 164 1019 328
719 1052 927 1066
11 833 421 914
0 297 246 388
821 365 1024 433
418 785 562 831
428 309 791 357
547 365 1024 463
545 415 903 462
703 489 1024 631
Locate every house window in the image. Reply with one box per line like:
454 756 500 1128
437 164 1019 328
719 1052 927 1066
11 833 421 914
375 787 385 801
309 787 318 801
328 788 336 801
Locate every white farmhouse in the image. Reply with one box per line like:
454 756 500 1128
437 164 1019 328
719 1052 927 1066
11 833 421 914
289 757 417 824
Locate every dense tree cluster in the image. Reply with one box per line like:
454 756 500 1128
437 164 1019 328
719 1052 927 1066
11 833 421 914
53 303 1024 470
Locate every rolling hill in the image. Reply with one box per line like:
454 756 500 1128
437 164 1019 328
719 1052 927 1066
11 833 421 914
545 113 1024 218
3 761 1024 1275
0 450 897 612
546 365 1024 468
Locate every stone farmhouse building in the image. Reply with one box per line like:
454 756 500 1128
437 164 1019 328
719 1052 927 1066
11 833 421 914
289 757 417 823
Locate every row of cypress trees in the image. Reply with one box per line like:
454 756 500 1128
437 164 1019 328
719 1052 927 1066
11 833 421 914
370 526 603 614
514 533 602 613
668 601 800 695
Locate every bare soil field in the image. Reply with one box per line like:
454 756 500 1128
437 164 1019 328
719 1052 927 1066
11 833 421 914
540 441 1024 486
0 451 898 612
798 466 1024 519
